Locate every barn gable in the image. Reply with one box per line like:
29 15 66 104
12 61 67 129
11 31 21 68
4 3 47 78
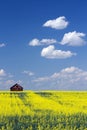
10 83 23 91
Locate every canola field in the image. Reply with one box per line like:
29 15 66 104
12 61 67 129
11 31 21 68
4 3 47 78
0 91 87 130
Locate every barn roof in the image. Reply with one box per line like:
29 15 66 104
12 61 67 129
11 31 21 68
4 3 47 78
10 83 23 89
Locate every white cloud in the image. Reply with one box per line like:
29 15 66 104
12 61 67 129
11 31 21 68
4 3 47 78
4 80 22 87
0 69 6 76
40 39 57 44
0 69 23 89
29 39 40 46
5 80 15 85
41 45 76 59
61 31 86 46
0 43 6 47
23 70 34 76
29 38 57 46
43 16 69 29
34 67 80 82
61 66 81 73
33 66 87 90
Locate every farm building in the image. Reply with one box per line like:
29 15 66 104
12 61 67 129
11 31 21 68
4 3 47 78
10 83 23 91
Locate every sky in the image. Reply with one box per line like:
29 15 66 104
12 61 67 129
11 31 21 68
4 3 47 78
0 0 87 90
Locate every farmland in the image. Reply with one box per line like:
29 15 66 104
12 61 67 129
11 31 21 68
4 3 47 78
0 91 87 130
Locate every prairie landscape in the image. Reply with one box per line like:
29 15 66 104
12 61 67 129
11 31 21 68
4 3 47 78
0 0 87 130
0 91 87 130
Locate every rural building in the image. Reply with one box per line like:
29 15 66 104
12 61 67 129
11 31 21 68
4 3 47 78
10 83 23 91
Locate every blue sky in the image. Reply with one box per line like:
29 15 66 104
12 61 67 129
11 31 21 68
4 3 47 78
0 0 87 90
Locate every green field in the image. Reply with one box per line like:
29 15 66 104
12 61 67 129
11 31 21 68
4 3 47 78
0 91 87 130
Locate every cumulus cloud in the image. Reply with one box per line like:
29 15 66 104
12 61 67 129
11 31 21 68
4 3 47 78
61 31 86 46
29 39 40 46
23 70 34 76
61 66 81 73
34 66 81 82
43 16 69 29
0 69 6 76
0 43 6 47
33 66 87 90
29 38 57 46
41 45 76 59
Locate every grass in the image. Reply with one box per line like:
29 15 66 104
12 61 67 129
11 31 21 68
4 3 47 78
0 91 87 130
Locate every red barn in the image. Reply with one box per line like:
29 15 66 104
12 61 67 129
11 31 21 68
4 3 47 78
10 83 23 91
